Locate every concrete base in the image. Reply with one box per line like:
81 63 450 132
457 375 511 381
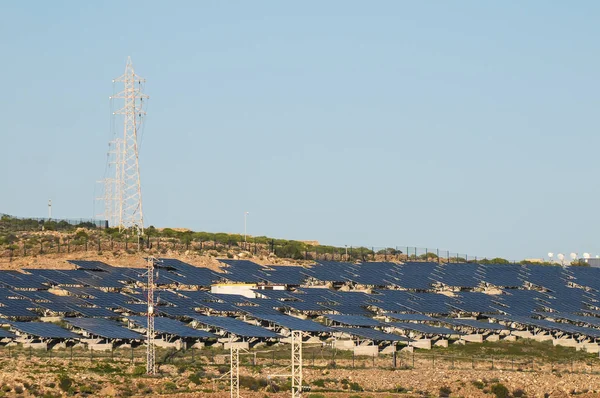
532 334 553 342
502 335 517 342
306 336 321 344
154 339 180 349
485 335 500 342
334 340 355 350
224 342 249 350
463 334 483 343
23 342 48 350
512 331 534 339
380 345 396 354
89 343 113 352
40 317 62 323
192 342 205 349
354 345 378 357
412 339 432 350
400 345 414 353
433 339 448 348
553 338 577 349
453 339 466 345
577 343 600 353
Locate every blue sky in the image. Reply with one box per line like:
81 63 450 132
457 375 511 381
1 1 599 260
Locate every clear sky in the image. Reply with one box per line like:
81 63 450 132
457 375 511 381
1 1 599 260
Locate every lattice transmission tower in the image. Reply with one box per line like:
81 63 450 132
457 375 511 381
145 257 157 375
102 56 148 233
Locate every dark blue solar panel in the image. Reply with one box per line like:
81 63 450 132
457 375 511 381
386 313 434 321
442 318 509 331
10 322 79 339
68 260 114 271
0 328 15 338
191 316 279 338
256 315 331 332
333 327 410 342
325 315 381 327
388 322 461 336
66 318 142 339
128 316 216 338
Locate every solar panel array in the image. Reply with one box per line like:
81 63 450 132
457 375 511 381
0 258 598 343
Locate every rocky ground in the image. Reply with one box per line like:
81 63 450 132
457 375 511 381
0 354 598 397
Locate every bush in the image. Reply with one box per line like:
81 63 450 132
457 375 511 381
472 380 485 389
491 383 510 398
348 382 363 392
239 376 268 391
188 372 203 385
58 375 73 393
312 379 326 388
513 388 527 397
132 365 146 376
163 382 177 392
439 386 452 397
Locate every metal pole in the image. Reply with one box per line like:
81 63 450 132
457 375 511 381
244 212 249 244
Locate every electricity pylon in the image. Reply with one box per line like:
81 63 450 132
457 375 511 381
108 56 148 233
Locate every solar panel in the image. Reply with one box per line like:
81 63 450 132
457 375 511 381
128 316 216 338
68 260 114 272
325 315 382 327
66 318 142 339
388 322 461 336
333 327 410 342
10 322 79 339
386 313 434 322
0 328 15 338
256 315 331 332
191 316 280 338
442 318 509 331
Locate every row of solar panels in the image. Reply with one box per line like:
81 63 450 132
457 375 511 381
5 310 600 343
0 259 597 294
0 282 597 325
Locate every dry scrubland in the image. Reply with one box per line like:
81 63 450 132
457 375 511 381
0 355 599 398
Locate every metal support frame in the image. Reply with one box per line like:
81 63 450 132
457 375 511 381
291 330 303 398
230 344 240 398
146 257 156 375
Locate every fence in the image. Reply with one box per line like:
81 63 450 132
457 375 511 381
0 233 492 265
0 215 108 231
0 344 597 376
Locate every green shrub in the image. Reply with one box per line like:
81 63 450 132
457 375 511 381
163 382 177 392
491 383 510 398
472 380 485 389
348 382 363 392
439 386 451 397
312 379 326 388
239 376 268 392
188 373 203 385
57 375 73 393
132 365 146 376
